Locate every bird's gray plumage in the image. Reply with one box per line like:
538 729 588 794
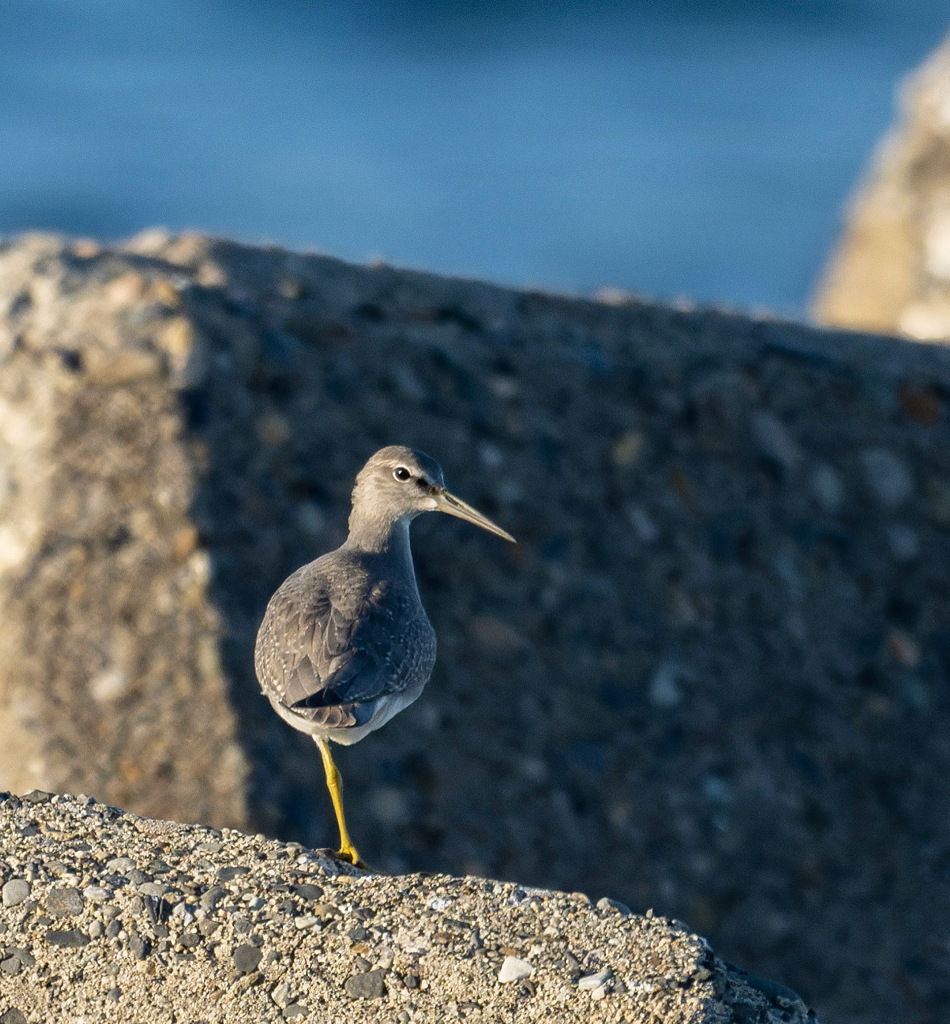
254 445 513 750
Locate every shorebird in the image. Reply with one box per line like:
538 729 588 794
254 446 515 866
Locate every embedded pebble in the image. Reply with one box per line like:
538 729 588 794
233 943 263 973
138 881 168 898
578 969 613 991
0 949 33 976
21 790 52 804
860 448 914 508
200 885 227 910
294 883 323 902
46 928 89 948
596 897 632 917
751 411 803 470
106 856 136 873
83 885 113 901
294 914 321 930
270 981 292 1008
649 660 686 709
498 955 535 983
1 880 30 908
217 866 250 882
46 885 84 916
626 503 660 543
344 969 387 1000
810 462 845 513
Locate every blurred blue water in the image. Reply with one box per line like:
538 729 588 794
1 0 946 313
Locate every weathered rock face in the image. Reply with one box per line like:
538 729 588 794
813 31 950 338
0 238 248 828
0 792 815 1024
0 232 949 1024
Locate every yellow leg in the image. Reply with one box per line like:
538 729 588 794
316 737 366 868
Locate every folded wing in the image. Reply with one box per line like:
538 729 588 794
255 574 396 732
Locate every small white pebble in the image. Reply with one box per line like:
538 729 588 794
498 956 535 983
595 897 631 917
83 885 113 902
578 969 613 991
270 981 292 1008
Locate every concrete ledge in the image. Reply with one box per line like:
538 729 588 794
0 792 815 1024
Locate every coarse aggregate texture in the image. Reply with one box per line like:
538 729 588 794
813 30 950 339
1 231 949 1024
0 793 816 1024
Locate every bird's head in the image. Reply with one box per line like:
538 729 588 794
350 445 515 544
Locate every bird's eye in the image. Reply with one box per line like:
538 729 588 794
393 466 412 482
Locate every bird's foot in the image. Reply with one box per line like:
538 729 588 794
336 843 369 870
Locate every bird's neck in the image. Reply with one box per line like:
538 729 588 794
345 510 414 559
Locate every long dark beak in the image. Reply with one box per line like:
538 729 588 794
435 489 516 543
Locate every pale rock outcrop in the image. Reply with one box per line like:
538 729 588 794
814 31 950 339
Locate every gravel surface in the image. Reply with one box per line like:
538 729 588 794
0 792 814 1023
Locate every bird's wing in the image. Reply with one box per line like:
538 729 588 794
255 573 397 730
